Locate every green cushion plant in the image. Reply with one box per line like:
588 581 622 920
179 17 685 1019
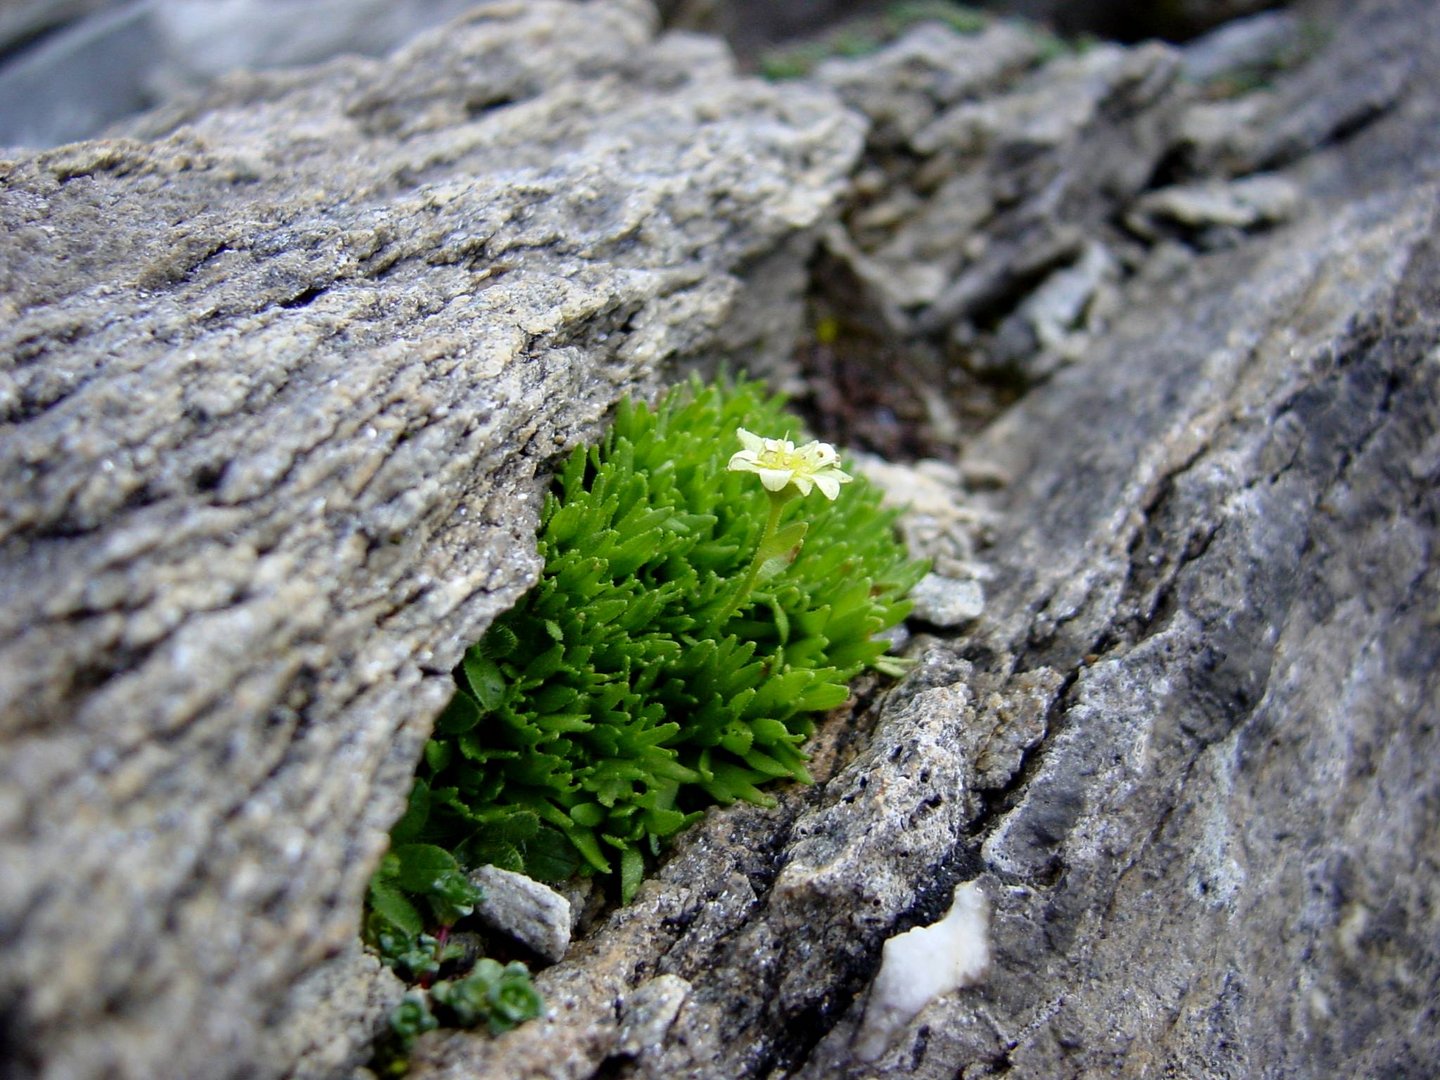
364 376 925 1062
417 376 923 900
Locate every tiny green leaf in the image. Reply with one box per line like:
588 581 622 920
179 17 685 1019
462 654 507 711
435 693 481 736
620 846 645 905
758 520 807 560
390 843 463 893
369 879 424 939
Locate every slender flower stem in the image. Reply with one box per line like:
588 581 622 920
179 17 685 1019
712 489 790 628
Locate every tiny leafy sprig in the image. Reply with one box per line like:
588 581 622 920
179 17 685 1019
373 961 543 1076
363 787 542 1073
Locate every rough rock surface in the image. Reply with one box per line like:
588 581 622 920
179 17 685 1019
471 865 572 965
413 1 1440 1077
0 2 862 1076
3 1 1439 1079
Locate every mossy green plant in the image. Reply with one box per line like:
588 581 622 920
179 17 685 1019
409 378 924 904
372 374 923 935
364 376 923 1065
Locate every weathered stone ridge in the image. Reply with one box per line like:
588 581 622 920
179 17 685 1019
0 3 862 1076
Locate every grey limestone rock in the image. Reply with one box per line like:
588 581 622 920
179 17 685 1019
3 0 1439 1077
471 865 572 965
150 0 480 85
273 943 407 1080
814 21 1045 151
908 573 986 628
0 0 117 52
1125 172 1301 243
1173 2 1414 179
820 25 1189 351
414 1 1439 1077
0 0 500 149
0 2 863 1077
614 973 691 1059
0 0 159 149
1178 9 1307 86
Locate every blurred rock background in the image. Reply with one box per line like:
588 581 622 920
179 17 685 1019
0 0 1284 149
0 0 478 147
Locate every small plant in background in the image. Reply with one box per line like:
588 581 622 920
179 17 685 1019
364 376 925 1067
364 838 543 1073
758 1 991 80
373 959 543 1076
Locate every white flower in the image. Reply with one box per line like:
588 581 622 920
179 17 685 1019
727 428 853 500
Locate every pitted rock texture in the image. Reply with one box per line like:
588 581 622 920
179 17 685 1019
0 3 863 1077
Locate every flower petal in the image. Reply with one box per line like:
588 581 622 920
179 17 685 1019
757 467 794 491
730 429 852 501
736 428 765 453
727 450 760 472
